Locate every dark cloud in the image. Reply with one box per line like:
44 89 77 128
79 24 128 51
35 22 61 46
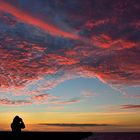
38 123 113 127
120 104 140 109
54 98 80 105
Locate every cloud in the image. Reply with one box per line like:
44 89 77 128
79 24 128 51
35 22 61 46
28 92 81 105
81 90 96 97
38 123 113 127
31 94 50 101
29 89 94 105
31 93 58 102
54 98 80 105
120 104 140 109
0 0 139 104
122 92 140 98
103 104 140 112
0 1 79 39
0 98 32 106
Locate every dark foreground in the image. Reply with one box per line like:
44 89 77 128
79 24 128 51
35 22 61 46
87 132 140 140
0 131 92 140
0 132 140 140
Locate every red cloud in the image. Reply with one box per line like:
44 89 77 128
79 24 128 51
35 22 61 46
120 104 140 109
0 35 139 90
0 0 139 98
47 54 78 65
0 1 79 39
85 19 110 29
0 39 58 88
91 34 136 49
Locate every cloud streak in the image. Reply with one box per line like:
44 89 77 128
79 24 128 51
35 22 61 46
54 99 80 105
120 104 140 109
0 98 32 106
0 0 79 39
38 123 113 127
122 92 140 98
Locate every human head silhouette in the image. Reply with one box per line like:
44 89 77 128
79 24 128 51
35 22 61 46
13 116 21 123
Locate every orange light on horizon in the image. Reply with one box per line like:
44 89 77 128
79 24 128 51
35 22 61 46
0 111 140 126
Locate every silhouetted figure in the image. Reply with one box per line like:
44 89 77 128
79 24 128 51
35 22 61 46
11 116 25 133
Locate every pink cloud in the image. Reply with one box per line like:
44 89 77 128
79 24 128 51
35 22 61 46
0 98 32 106
122 92 140 98
31 94 50 101
30 93 59 105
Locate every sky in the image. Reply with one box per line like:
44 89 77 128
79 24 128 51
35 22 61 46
0 0 140 132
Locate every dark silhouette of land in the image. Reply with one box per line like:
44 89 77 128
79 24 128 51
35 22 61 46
0 132 140 140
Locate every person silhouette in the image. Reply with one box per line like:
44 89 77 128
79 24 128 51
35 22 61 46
11 116 25 133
